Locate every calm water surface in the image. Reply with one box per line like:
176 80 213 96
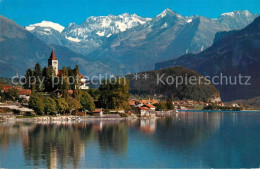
0 112 260 168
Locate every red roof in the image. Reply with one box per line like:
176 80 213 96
93 109 103 113
18 89 31 96
48 49 58 61
2 86 31 95
144 104 155 108
138 107 150 110
2 85 12 93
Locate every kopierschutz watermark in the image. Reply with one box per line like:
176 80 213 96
11 73 251 89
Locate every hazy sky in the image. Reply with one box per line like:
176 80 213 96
0 0 259 26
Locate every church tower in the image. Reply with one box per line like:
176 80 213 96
48 49 58 76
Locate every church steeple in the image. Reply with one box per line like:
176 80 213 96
48 49 58 75
49 49 58 61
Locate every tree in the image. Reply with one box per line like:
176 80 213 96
5 88 19 101
33 63 43 91
99 77 130 110
87 88 100 100
60 67 69 100
43 97 56 114
166 97 174 110
43 66 55 92
29 95 44 115
80 91 95 112
55 98 69 114
73 65 81 100
24 69 33 89
155 102 167 111
67 97 81 112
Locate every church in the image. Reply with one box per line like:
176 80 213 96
48 50 89 90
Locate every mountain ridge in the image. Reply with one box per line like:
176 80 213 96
155 16 260 101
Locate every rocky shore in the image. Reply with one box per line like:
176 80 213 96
0 112 170 123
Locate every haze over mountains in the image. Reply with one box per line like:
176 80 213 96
155 16 260 101
26 9 258 73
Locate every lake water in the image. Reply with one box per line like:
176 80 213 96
0 112 260 168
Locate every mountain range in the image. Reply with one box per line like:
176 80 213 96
155 16 260 101
26 9 258 73
0 9 259 102
0 16 117 78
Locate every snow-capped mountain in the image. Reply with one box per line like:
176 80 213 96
26 21 65 33
87 9 258 73
26 9 258 73
26 14 151 54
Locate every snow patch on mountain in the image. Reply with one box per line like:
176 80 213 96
96 31 105 36
221 12 235 17
65 36 81 42
186 18 193 23
26 21 64 33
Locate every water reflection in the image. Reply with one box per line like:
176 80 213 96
0 112 260 168
154 112 221 149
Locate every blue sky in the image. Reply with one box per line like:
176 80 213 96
0 0 259 26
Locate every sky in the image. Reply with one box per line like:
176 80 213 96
0 0 259 26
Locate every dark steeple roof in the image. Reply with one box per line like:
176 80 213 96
48 49 58 60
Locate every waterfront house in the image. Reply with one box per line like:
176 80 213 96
143 104 156 110
92 108 103 117
3 85 31 101
138 107 150 116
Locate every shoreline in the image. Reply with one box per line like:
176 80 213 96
0 114 162 123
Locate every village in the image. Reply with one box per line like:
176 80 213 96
0 50 241 121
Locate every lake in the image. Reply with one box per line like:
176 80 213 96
0 111 260 168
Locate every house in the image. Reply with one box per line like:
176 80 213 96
138 107 150 116
143 104 156 110
135 100 143 107
48 50 89 90
92 108 103 117
141 99 158 105
3 85 31 101
18 89 31 101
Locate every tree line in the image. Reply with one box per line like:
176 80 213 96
24 63 130 115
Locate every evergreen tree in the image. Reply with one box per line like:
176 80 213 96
43 97 56 114
61 67 69 100
73 65 81 100
80 91 95 112
24 69 33 89
29 95 44 115
33 63 43 91
43 66 55 92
